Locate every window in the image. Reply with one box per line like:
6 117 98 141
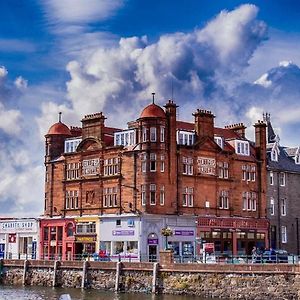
160 126 165 142
219 191 229 209
150 153 156 172
116 219 121 226
77 223 96 234
242 165 255 181
281 226 287 243
45 166 49 182
19 237 33 256
214 136 223 148
183 157 193 175
242 192 256 211
218 162 229 179
141 153 147 173
150 184 156 205
183 187 194 207
271 149 278 161
104 158 119 176
269 171 274 185
281 198 286 216
103 187 118 207
114 130 136 146
160 155 165 172
235 140 250 156
142 127 148 142
279 172 285 186
160 186 165 206
65 190 79 209
64 138 82 153
141 185 146 206
150 127 157 142
176 130 195 145
270 198 275 216
66 162 80 180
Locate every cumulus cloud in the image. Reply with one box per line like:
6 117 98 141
62 4 267 128
14 76 28 89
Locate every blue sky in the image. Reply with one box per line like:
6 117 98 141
1 0 300 217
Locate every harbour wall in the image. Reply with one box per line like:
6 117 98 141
1 259 300 300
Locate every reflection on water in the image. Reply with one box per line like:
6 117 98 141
0 286 220 300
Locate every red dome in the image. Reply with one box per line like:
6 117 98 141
47 122 72 136
140 103 165 118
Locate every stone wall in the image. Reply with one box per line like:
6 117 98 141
2 259 300 300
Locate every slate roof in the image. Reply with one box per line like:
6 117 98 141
267 146 300 173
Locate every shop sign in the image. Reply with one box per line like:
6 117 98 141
8 233 16 243
197 157 216 175
0 220 37 233
76 236 96 243
174 230 194 236
112 230 134 236
147 238 158 245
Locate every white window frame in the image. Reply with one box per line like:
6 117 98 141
141 185 146 206
279 172 285 186
214 136 223 149
160 155 165 172
270 197 275 216
219 190 229 209
160 186 165 206
141 153 147 173
160 126 165 142
235 140 250 156
150 127 157 142
150 153 156 172
142 127 148 142
281 226 287 243
281 198 286 216
150 184 156 205
269 171 274 185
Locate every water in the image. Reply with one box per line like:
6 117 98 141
0 286 220 300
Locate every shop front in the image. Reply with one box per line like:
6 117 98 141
39 217 75 260
74 216 99 259
197 217 269 257
99 214 140 261
141 215 196 262
0 218 39 259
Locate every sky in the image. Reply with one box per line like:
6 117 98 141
1 0 300 217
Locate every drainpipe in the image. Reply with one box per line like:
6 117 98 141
277 172 281 249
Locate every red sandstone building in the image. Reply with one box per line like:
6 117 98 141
41 98 268 260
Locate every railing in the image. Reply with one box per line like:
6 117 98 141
1 252 299 264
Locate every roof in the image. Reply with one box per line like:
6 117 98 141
140 103 166 118
267 146 300 173
47 122 72 136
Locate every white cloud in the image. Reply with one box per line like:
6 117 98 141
14 76 28 89
254 73 272 87
43 0 124 25
0 66 8 78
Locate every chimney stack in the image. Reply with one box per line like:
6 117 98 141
224 123 247 138
193 109 215 140
81 112 106 141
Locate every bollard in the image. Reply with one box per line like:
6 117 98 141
152 262 158 294
22 260 28 286
115 262 121 292
52 260 59 287
81 260 87 289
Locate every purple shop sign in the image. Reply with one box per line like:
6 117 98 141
112 230 135 236
174 230 194 236
147 238 158 245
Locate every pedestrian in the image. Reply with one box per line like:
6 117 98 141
251 246 257 263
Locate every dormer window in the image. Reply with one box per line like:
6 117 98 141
270 143 279 162
65 138 82 153
214 136 223 149
235 140 249 156
114 130 136 147
177 130 195 146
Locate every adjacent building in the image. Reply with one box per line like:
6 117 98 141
265 114 300 254
41 97 268 260
0 218 39 259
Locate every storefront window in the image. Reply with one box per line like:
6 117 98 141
248 232 255 239
67 223 74 237
50 227 56 241
168 241 180 255
44 227 49 241
212 231 221 238
19 237 32 255
100 241 111 255
112 241 124 255
126 241 138 255
57 226 63 241
182 242 194 255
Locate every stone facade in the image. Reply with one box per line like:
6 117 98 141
265 114 300 254
42 99 268 258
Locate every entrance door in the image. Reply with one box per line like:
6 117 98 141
148 245 157 262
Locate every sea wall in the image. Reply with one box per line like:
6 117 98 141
1 259 300 300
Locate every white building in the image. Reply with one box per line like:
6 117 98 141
0 218 39 259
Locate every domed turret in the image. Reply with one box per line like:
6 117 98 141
140 103 166 119
47 122 72 136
